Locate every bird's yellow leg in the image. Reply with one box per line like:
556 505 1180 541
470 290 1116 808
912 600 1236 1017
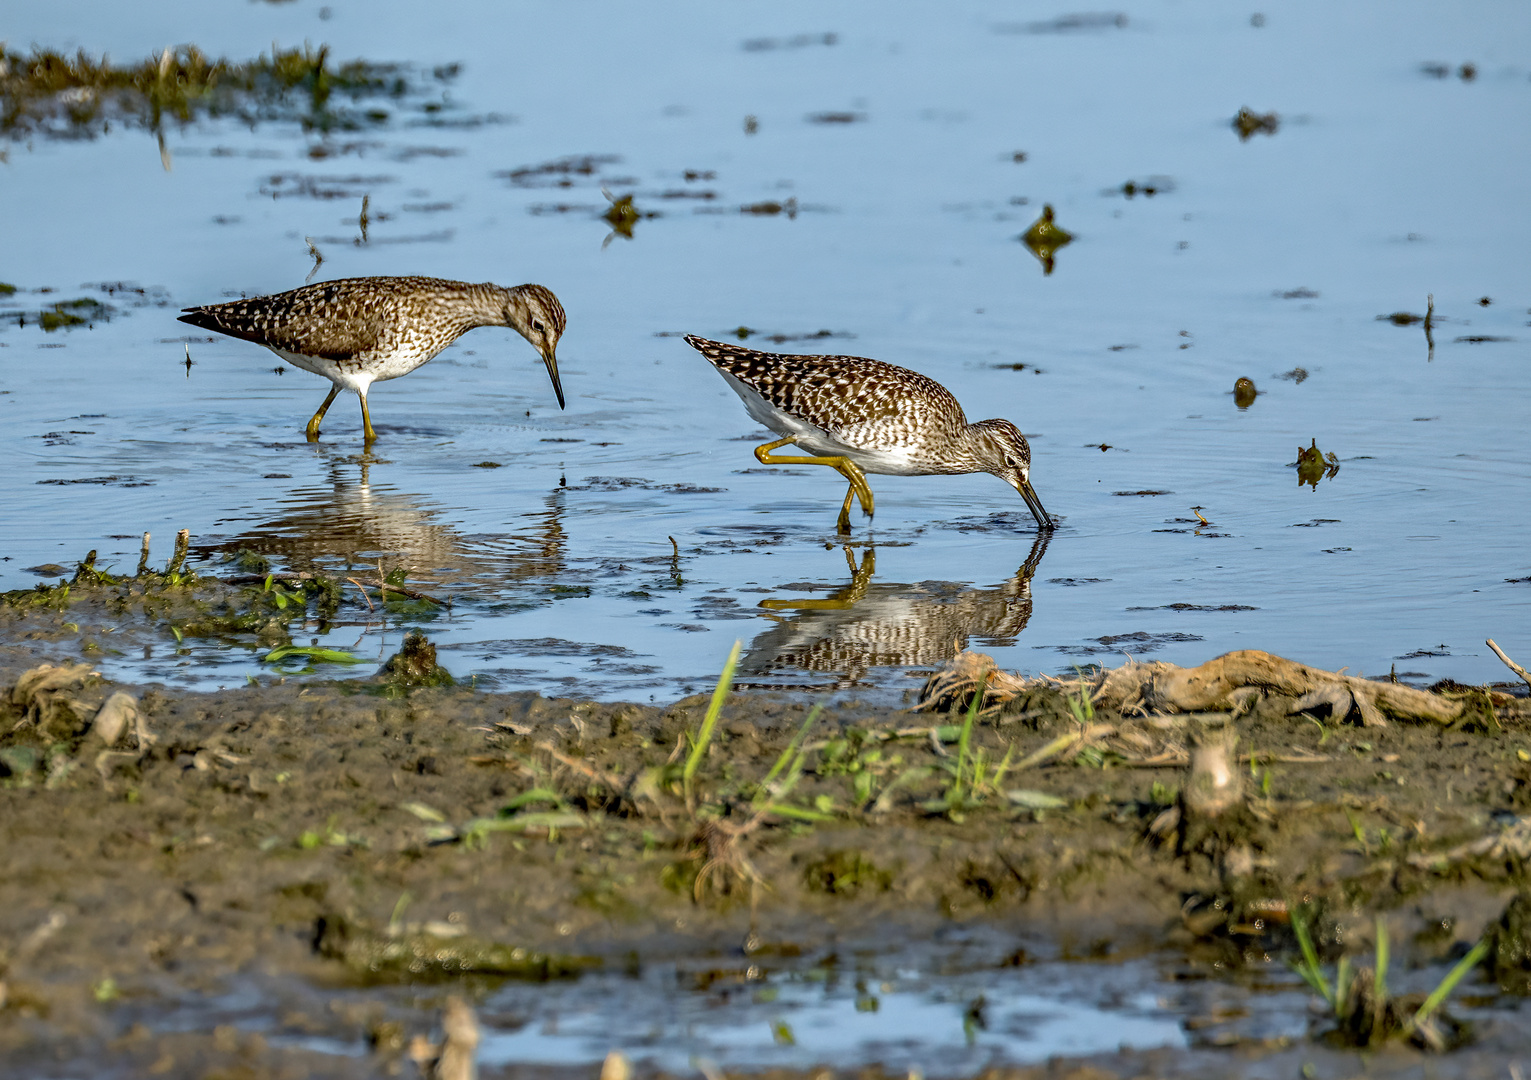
358 393 378 443
306 385 341 441
753 437 876 531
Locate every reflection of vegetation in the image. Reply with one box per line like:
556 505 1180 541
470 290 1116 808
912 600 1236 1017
0 44 458 147
1021 204 1073 275
1294 438 1341 488
601 189 657 247
2 281 170 334
1232 107 1279 140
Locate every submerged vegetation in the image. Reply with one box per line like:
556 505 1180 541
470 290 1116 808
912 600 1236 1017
0 43 460 148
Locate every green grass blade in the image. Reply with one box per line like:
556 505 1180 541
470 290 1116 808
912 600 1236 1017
1373 917 1389 1004
1290 906 1334 1006
1334 955 1353 1017
759 704 822 790
951 671 985 804
683 640 741 806
1410 938 1490 1031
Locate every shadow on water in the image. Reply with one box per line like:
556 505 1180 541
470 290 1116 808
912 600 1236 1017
738 531 1050 690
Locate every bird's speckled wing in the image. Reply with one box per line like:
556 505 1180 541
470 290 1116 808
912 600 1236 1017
179 279 398 360
683 335 965 438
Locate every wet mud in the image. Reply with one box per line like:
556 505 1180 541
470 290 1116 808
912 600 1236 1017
3 576 1531 1078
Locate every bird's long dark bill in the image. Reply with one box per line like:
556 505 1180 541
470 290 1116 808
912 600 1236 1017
1017 477 1053 531
541 348 566 410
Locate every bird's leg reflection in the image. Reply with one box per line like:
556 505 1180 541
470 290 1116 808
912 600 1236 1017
759 547 876 612
738 529 1054 688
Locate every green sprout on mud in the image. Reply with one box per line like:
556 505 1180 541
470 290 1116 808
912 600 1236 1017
922 672 1015 821
683 639 741 810
1290 906 1490 1050
751 705 824 819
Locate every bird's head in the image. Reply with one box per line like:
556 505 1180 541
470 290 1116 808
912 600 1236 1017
973 418 1052 531
507 284 567 409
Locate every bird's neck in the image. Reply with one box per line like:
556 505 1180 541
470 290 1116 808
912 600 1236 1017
457 283 515 331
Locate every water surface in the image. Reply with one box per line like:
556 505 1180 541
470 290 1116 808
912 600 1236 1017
3 0 1528 697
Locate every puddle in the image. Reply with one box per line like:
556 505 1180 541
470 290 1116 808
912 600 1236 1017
1 1 1528 704
472 956 1197 1072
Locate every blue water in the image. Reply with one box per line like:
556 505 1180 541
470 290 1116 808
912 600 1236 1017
2 0 1528 697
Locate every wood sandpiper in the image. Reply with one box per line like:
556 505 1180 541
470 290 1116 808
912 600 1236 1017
179 276 566 442
686 335 1052 534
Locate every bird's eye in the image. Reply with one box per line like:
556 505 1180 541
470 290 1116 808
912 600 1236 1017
1005 455 1017 467
531 319 546 334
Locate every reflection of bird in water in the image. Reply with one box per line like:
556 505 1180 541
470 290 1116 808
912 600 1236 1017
686 336 1052 534
739 531 1051 688
179 276 566 443
199 454 567 591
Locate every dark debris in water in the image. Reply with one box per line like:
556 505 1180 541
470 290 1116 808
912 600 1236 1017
258 172 394 199
742 33 838 52
1455 336 1513 344
806 111 867 124
1276 287 1319 299
440 637 644 659
1276 367 1310 383
568 477 724 494
1126 602 1258 612
496 154 624 189
1397 646 1451 659
1420 61 1479 81
732 327 853 345
1040 630 1204 655
37 475 152 487
995 12 1128 33
1108 176 1175 198
1047 578 1110 586
1112 490 1172 496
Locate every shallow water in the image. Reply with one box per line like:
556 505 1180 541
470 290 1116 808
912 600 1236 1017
100 940 1531 1075
3 0 1529 699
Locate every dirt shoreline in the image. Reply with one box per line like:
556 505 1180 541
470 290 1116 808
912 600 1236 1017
4 573 1531 1077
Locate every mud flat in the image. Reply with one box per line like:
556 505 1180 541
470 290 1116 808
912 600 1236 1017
3 569 1531 1078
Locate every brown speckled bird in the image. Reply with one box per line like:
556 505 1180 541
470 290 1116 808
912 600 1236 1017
179 276 566 442
685 335 1051 533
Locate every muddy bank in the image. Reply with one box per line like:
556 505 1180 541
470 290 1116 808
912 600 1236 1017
2 570 1531 1077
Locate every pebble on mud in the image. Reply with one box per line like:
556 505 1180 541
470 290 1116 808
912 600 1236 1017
88 690 138 746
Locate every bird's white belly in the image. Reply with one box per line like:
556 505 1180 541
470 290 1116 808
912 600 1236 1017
720 370 922 476
269 347 432 394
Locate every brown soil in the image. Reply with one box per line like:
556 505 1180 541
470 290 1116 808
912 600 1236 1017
3 575 1531 1078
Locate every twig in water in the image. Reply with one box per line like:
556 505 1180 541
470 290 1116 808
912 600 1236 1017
1487 639 1531 691
346 577 376 612
136 532 151 576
